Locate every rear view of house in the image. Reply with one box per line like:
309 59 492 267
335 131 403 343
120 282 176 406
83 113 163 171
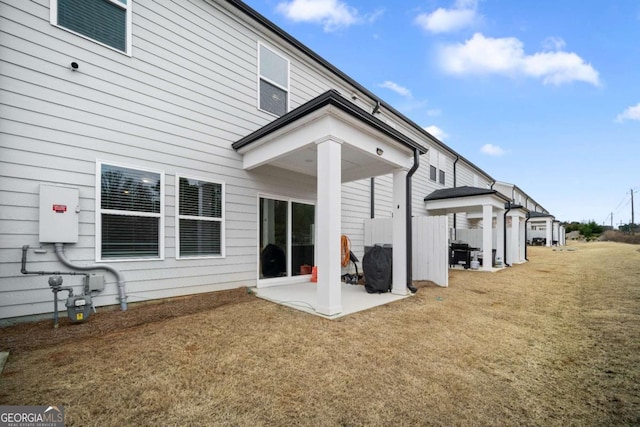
0 0 561 321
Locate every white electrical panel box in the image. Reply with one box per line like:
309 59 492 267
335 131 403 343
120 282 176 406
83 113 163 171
39 184 80 243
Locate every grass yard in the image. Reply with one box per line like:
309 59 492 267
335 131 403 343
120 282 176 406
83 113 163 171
1 241 639 426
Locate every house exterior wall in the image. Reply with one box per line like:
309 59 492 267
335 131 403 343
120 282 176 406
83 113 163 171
1 0 434 318
0 0 550 320
0 0 376 318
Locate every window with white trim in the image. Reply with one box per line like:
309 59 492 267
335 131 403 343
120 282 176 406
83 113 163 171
429 165 437 182
439 170 445 185
176 175 225 258
258 43 289 116
51 0 132 55
97 162 163 260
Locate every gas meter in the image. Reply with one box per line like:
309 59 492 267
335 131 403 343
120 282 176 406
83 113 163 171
66 294 92 323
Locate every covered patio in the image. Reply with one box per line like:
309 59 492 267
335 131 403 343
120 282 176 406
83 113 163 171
233 90 427 317
528 211 555 247
424 186 511 271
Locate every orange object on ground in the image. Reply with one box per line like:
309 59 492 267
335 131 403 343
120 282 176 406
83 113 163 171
341 235 351 267
311 266 317 282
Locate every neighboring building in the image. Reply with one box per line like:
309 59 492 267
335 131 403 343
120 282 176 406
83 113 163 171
0 0 552 320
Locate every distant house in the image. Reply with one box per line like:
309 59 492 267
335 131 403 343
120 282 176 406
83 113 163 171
0 0 557 320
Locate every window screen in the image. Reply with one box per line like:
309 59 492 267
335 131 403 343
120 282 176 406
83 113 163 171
259 80 287 117
178 177 224 258
430 165 437 181
100 163 162 259
439 170 445 185
55 0 129 53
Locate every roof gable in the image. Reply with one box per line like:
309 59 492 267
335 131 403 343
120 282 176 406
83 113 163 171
233 90 427 154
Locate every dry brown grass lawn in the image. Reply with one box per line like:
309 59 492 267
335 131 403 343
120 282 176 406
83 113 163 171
1 241 639 426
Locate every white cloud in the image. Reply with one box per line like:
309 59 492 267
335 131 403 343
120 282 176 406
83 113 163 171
481 143 506 156
426 108 442 117
542 36 566 51
276 0 380 31
424 125 449 141
616 103 640 122
439 33 600 86
415 0 479 34
379 81 412 98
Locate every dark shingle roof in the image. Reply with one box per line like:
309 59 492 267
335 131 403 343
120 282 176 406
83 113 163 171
528 211 554 219
424 186 508 202
232 90 427 154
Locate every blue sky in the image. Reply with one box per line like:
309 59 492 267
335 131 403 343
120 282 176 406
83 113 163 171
244 0 639 225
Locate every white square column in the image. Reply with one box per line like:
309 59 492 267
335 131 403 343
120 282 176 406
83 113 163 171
495 209 505 266
510 214 520 264
315 138 342 316
545 219 553 247
519 219 527 261
482 204 493 271
392 169 407 295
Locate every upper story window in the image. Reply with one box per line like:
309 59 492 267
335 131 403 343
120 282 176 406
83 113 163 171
429 165 437 182
97 161 164 260
51 0 132 55
439 170 445 185
258 43 289 116
176 175 225 259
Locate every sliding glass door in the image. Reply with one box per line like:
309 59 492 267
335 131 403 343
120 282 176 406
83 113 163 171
259 197 315 280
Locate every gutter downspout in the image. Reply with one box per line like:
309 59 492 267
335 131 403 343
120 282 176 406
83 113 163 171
453 156 459 239
406 147 420 294
54 243 128 311
503 202 512 267
490 180 496 190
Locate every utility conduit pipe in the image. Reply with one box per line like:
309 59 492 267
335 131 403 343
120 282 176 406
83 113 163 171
21 245 85 277
54 243 128 311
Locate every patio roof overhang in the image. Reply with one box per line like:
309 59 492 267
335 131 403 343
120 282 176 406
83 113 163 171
233 90 427 182
423 186 511 215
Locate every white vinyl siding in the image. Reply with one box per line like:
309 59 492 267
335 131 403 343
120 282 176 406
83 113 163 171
176 175 225 259
96 161 164 261
258 42 289 116
50 0 133 55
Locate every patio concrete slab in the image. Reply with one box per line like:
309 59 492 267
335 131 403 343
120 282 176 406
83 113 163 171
254 282 411 319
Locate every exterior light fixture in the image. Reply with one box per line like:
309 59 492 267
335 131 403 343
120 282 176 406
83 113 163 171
376 148 384 156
